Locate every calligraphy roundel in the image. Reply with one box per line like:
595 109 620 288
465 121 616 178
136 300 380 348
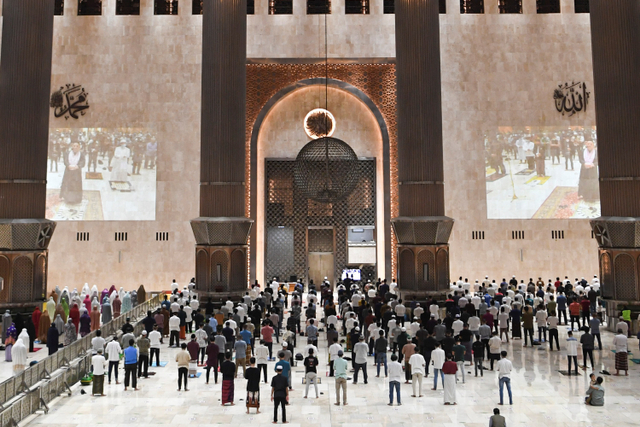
50 84 90 120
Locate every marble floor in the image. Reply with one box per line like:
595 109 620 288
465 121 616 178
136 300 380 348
11 313 640 427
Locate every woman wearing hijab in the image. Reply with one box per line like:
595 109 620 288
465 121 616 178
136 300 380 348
83 295 92 313
47 323 59 355
91 304 102 331
122 292 132 314
38 310 50 344
112 295 122 318
64 318 77 346
102 297 113 323
4 323 16 361
32 306 42 338
80 310 92 337
69 303 80 333
54 303 67 324
53 314 65 336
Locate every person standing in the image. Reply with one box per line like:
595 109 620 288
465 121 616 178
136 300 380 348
496 351 513 405
176 343 191 391
333 350 349 406
137 330 150 379
442 356 458 405
522 307 534 347
472 334 485 377
303 348 319 398
547 313 560 351
105 338 122 384
220 352 237 405
245 357 261 414
409 346 426 397
353 335 369 384
261 321 275 361
374 331 388 378
613 329 629 376
195 323 209 365
452 338 466 383
149 324 162 368
123 339 139 391
580 327 595 370
489 408 506 427
431 342 445 390
271 365 289 423
275 351 292 390
589 313 602 350
255 340 269 383
234 336 248 378
205 337 220 384
566 331 579 375
388 354 403 406
169 313 180 347
569 299 582 331
91 349 107 396
60 142 85 204
489 332 502 370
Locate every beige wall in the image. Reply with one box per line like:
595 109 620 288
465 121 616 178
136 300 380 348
13 0 597 291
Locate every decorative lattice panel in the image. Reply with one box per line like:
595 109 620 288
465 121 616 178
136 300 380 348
601 252 613 299
436 248 449 291
614 254 637 300
246 64 398 278
265 159 375 283
308 229 334 253
12 256 33 303
210 250 229 292
417 249 436 292
399 249 416 290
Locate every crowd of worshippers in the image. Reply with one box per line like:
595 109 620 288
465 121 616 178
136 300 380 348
1 283 148 378
87 273 615 411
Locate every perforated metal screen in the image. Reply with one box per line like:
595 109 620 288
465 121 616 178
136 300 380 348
265 159 376 283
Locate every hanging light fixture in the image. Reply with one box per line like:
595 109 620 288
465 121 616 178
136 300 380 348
293 11 360 203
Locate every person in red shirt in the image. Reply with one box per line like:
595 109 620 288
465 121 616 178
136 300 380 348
187 334 199 361
261 321 274 360
483 312 494 330
442 356 458 405
554 277 562 289
569 299 582 331
580 297 591 327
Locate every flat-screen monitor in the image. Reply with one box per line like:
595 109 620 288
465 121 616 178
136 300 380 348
342 269 361 281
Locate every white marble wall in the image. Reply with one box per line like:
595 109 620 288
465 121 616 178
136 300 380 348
14 0 598 291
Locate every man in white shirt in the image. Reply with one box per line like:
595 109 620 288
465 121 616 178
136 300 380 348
105 339 122 384
471 294 481 315
413 304 424 320
169 314 181 347
616 316 629 337
468 315 481 337
329 338 343 377
149 324 162 368
255 340 270 383
547 314 559 350
409 318 421 337
482 276 491 288
170 298 180 313
184 305 193 333
408 347 426 397
536 307 548 343
91 349 107 396
496 351 513 405
388 353 403 405
452 315 464 337
429 303 440 320
613 329 629 376
91 330 106 353
395 300 407 325
489 333 502 370
431 343 445 390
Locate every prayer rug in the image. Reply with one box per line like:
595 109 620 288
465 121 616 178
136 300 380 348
611 350 632 355
46 189 103 220
631 359 640 364
109 181 133 192
486 173 506 183
532 186 601 219
85 172 103 180
558 370 581 376
150 361 168 367
515 169 535 176
524 176 550 185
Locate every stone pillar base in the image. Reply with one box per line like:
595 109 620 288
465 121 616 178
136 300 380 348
0 219 55 308
391 216 454 297
190 217 253 299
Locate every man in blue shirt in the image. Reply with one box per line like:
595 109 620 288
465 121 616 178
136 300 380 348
274 351 292 390
240 325 252 348
557 292 567 325
123 339 139 391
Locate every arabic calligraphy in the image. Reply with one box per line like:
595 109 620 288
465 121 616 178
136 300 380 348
50 84 90 120
554 82 590 117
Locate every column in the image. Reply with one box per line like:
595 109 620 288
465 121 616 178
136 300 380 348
589 0 640 326
191 0 253 298
391 0 453 296
0 0 56 308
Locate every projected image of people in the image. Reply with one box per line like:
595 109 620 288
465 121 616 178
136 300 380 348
485 126 600 219
46 128 157 221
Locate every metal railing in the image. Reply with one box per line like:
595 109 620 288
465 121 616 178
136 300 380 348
0 294 162 427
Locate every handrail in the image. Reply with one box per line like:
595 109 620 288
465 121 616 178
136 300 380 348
0 294 162 427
